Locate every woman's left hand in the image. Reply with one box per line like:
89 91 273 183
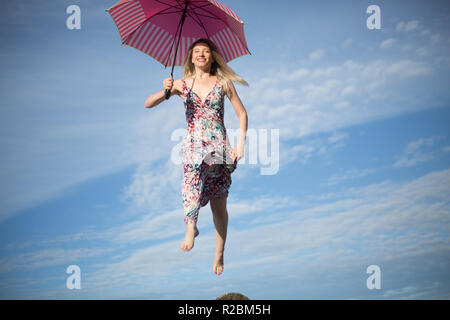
232 146 244 163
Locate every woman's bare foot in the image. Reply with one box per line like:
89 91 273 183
180 223 199 251
213 252 224 275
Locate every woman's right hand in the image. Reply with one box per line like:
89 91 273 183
163 77 174 91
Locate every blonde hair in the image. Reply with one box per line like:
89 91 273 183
183 38 249 98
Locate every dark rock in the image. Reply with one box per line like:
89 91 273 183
216 292 250 300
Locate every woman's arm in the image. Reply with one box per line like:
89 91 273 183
226 80 248 162
145 78 181 108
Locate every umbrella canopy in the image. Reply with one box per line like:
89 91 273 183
106 0 251 67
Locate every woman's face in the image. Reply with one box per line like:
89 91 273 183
191 43 214 70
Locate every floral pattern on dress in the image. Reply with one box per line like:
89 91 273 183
180 77 237 224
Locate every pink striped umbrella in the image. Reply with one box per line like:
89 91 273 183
106 0 250 98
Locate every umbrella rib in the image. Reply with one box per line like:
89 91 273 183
188 1 250 54
146 0 184 65
153 0 181 8
183 12 209 39
186 5 210 39
154 9 184 15
150 0 183 14
163 6 186 67
187 2 223 21
169 0 190 72
186 11 218 20
122 3 184 45
189 3 218 18
154 0 189 67
187 2 212 10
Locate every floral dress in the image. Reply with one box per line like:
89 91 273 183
180 77 237 224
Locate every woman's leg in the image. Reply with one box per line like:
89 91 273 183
180 221 199 251
180 163 202 251
210 196 228 275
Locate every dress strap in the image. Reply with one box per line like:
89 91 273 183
182 77 195 92
181 78 189 96
191 77 196 92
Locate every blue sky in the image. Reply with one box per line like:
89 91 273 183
0 0 450 299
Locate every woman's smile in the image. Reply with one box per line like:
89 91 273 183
192 44 212 67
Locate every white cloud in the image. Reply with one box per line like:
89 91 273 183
309 49 325 61
416 47 428 56
341 38 353 49
286 68 309 81
430 34 441 45
396 20 420 32
380 283 443 299
327 131 348 144
0 247 113 273
394 136 437 168
341 85 356 96
2 164 449 298
380 38 397 49
0 95 186 222
322 167 376 186
120 158 183 214
280 141 316 166
421 29 431 36
435 56 450 68
335 101 349 109
66 168 450 298
383 60 430 78
0 119 135 222
241 58 431 142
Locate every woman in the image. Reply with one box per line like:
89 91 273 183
144 38 248 276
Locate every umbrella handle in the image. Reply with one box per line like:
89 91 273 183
164 89 171 100
163 1 188 101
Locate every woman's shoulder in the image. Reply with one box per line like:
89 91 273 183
176 77 192 87
181 75 220 82
179 76 193 81
173 78 188 87
170 78 186 97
